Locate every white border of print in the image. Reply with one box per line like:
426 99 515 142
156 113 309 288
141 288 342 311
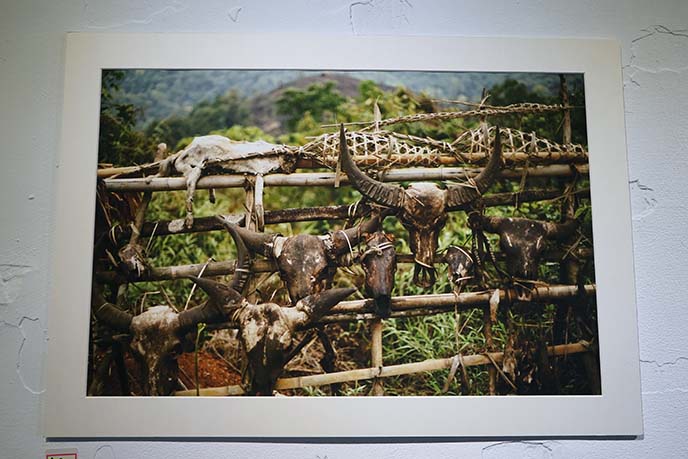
44 33 642 438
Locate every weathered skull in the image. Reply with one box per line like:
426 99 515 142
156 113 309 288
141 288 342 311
219 213 382 304
160 135 296 228
340 125 502 287
360 232 397 318
273 234 334 303
129 306 182 396
479 216 578 280
222 288 355 395
188 225 355 394
93 224 251 396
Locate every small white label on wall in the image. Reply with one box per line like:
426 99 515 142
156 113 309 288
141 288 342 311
46 450 77 459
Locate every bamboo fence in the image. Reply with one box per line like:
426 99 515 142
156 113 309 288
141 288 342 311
175 341 591 396
95 83 597 396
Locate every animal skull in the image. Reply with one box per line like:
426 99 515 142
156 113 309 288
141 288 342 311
93 224 251 396
159 135 296 228
188 226 355 395
218 213 383 304
360 232 397 318
339 124 502 287
477 216 578 280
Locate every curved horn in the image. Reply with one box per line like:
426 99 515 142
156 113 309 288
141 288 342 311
446 126 503 209
91 284 133 331
94 303 133 331
543 218 578 241
292 287 356 328
224 220 251 294
216 216 276 258
331 212 384 255
339 124 405 208
178 276 244 332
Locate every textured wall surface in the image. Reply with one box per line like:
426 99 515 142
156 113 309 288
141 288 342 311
1 1 687 457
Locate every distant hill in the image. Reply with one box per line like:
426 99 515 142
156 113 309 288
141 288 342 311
249 73 393 134
110 69 576 128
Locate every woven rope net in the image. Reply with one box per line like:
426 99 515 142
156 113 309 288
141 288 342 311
291 125 588 170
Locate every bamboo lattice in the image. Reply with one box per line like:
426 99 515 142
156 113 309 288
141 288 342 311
294 125 587 170
94 93 598 396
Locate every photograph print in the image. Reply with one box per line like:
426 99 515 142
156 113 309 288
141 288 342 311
88 68 599 397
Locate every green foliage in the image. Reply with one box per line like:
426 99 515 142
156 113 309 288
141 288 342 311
146 90 251 150
99 70 157 166
488 75 587 145
276 81 346 131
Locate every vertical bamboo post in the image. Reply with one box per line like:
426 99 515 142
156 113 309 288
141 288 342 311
560 74 572 145
552 74 575 392
483 307 496 395
479 87 497 396
254 174 265 232
556 75 600 394
371 319 384 396
244 178 258 303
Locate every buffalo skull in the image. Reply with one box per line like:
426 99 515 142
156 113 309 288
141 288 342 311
360 232 397 318
339 125 503 287
188 227 355 395
219 213 383 304
476 215 578 281
93 224 251 396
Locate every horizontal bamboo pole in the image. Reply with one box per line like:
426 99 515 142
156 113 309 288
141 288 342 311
97 151 588 178
129 188 589 238
197 284 595 332
95 248 592 283
327 284 595 316
104 165 589 193
175 340 590 396
299 151 588 168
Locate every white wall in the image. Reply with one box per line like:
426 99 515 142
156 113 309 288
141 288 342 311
1 1 686 457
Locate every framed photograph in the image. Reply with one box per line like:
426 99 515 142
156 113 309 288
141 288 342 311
45 33 642 437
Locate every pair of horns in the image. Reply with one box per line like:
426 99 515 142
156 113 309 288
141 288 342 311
94 221 251 334
339 124 503 210
219 213 383 258
184 221 357 329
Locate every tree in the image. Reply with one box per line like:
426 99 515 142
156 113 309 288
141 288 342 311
276 82 346 131
489 76 587 145
98 70 156 166
146 90 251 150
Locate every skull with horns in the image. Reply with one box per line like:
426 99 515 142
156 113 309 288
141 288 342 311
339 124 503 287
91 228 251 396
187 224 355 395
218 213 383 304
474 215 579 281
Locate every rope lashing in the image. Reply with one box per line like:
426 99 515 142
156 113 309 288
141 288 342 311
359 241 395 262
335 228 356 262
413 258 435 270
